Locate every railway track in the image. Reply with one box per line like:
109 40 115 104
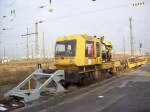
0 98 25 112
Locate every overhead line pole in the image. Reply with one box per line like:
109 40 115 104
27 28 29 59
31 42 34 59
21 28 37 59
139 40 142 56
35 22 39 58
123 36 126 58
3 46 5 60
0 41 1 60
21 28 29 59
129 17 134 56
42 32 45 58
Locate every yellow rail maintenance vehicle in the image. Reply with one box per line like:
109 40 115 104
55 34 120 84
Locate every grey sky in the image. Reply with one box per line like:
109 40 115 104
0 0 150 58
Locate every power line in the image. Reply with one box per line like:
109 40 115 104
39 0 150 23
42 3 129 23
3 1 148 32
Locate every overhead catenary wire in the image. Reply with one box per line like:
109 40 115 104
1 2 131 33
2 0 149 32
1 0 149 58
40 3 129 23
38 0 150 23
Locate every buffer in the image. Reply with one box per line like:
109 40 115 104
4 64 65 102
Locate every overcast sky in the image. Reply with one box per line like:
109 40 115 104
0 0 150 58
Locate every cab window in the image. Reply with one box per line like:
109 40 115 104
85 41 94 57
55 40 76 56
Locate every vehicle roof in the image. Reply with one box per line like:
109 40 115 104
56 34 100 42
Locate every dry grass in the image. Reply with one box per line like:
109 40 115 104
0 59 55 97
0 66 33 86
0 65 34 97
0 59 54 85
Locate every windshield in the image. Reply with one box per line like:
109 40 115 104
55 40 76 56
